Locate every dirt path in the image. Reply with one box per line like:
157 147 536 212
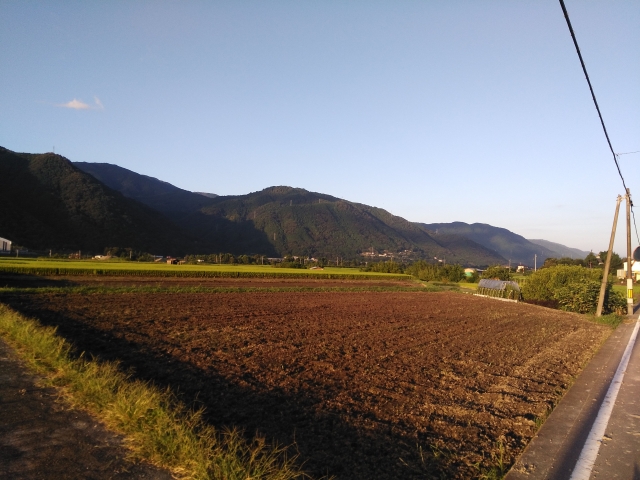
0 337 173 480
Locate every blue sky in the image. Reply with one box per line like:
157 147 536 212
1 1 638 254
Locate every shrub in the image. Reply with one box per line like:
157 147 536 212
465 270 479 283
361 261 405 274
522 265 624 314
403 261 465 282
481 266 512 281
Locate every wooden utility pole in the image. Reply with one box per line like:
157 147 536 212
596 195 622 317
626 189 634 316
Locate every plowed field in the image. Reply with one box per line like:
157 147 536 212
2 290 610 479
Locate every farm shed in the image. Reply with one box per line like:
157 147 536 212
464 268 476 277
0 237 11 254
476 279 521 301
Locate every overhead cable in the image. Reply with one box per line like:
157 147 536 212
633 207 640 245
558 0 628 192
558 0 639 245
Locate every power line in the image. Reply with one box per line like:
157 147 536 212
632 208 640 245
558 0 639 247
558 0 628 192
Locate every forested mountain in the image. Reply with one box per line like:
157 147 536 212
0 148 201 254
420 222 559 265
74 161 506 264
180 186 507 263
1 147 509 264
74 162 218 214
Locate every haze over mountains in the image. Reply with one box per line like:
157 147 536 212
1 147 586 265
421 222 590 266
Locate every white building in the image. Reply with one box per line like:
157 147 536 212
617 261 640 281
0 237 11 254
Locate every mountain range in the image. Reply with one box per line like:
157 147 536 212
421 222 589 266
0 146 587 265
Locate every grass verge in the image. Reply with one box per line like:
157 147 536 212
586 313 624 328
0 304 306 480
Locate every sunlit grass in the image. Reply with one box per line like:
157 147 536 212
0 258 411 279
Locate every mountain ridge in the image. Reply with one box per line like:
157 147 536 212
0 147 201 254
1 147 585 265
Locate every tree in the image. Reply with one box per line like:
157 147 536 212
584 251 600 268
481 265 512 281
598 251 623 276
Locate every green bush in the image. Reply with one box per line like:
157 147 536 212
481 266 512 281
361 261 405 274
403 261 465 282
465 271 479 283
522 265 625 314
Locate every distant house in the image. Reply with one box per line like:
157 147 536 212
0 237 12 254
617 261 640 281
464 268 476 277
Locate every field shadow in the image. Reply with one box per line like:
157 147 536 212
0 294 457 480
0 273 77 289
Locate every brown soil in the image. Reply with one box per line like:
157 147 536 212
1 290 610 479
0 273 418 289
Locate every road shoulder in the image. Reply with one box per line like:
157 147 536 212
506 317 639 480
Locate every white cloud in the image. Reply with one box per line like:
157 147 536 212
57 98 90 109
56 97 104 110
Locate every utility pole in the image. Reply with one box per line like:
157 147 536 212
534 254 537 272
597 195 622 317
626 189 634 316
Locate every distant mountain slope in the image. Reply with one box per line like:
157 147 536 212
177 187 505 264
527 239 589 259
74 162 505 264
0 148 199 254
420 221 558 266
74 162 217 214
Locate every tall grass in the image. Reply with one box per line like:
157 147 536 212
0 304 306 480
